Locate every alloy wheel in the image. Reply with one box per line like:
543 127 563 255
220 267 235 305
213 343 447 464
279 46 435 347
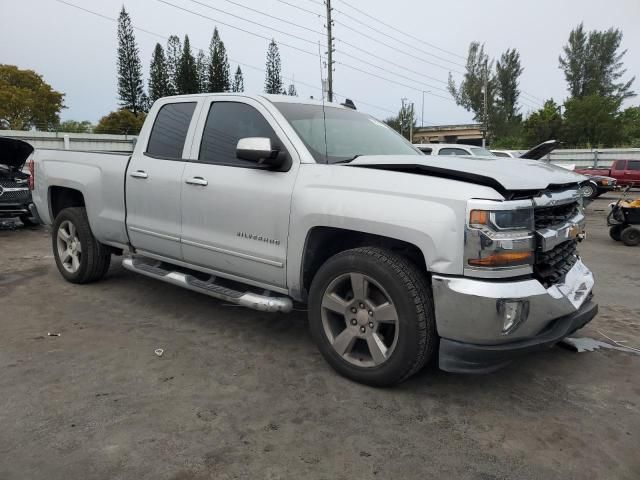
320 272 399 367
56 220 82 273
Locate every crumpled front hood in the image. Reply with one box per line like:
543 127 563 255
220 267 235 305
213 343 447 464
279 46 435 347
347 154 587 193
0 137 34 170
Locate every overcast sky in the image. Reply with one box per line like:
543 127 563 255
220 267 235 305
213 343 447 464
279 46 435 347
2 0 639 125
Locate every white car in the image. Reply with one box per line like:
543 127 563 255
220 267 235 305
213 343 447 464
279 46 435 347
415 143 496 157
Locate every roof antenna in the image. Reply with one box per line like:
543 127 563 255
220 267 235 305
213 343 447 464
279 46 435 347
318 41 329 164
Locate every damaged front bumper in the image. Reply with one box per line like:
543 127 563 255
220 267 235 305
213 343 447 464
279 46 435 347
432 259 597 373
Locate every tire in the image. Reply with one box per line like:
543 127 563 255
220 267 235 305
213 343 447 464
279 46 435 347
308 247 436 387
609 225 624 241
19 214 37 227
52 207 111 283
621 226 640 247
580 182 597 200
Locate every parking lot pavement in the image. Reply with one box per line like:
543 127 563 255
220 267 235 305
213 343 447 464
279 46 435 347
0 194 639 480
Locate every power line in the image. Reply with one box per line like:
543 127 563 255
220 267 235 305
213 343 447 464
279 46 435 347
274 0 322 17
333 6 467 70
338 0 467 61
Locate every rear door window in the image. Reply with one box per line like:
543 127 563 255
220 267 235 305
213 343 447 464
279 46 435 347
628 160 640 170
439 148 470 156
613 160 627 170
146 102 196 159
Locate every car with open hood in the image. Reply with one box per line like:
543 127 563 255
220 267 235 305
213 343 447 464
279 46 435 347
0 137 39 225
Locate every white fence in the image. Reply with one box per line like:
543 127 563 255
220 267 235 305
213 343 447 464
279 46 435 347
548 148 640 168
1 130 137 152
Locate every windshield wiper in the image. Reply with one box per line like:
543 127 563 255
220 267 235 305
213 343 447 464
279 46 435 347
333 154 361 164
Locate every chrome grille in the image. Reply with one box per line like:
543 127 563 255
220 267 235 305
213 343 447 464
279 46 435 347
0 180 30 203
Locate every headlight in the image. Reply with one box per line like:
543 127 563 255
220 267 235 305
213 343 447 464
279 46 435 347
465 202 535 277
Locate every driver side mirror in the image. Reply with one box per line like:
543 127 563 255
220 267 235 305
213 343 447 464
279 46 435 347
236 137 284 168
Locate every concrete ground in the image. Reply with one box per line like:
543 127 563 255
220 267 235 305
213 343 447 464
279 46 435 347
1 193 639 480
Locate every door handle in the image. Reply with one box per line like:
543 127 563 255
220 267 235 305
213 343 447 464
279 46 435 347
185 176 208 186
130 170 148 179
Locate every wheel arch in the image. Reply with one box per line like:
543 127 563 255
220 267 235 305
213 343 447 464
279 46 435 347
297 226 429 302
48 186 86 220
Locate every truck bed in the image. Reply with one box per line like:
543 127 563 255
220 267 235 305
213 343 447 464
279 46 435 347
33 149 131 248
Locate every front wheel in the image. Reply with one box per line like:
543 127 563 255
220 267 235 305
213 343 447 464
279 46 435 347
52 207 111 283
308 247 436 387
609 225 624 241
580 182 597 200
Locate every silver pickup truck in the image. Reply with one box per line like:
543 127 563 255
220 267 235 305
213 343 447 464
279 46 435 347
31 94 597 386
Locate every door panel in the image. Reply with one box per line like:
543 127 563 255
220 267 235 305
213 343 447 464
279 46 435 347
126 156 186 259
180 99 298 288
627 160 640 184
125 101 198 260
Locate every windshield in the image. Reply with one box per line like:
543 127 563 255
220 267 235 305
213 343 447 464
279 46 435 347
470 147 495 157
274 102 420 163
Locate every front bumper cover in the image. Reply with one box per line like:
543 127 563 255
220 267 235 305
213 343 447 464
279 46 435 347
438 300 597 373
432 258 597 373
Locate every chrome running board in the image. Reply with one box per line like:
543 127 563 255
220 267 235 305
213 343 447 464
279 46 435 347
122 256 293 313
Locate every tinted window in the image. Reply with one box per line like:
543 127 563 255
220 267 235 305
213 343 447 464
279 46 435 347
614 160 626 170
628 160 640 170
439 148 470 156
418 147 432 155
470 147 495 157
199 102 279 167
146 102 196 159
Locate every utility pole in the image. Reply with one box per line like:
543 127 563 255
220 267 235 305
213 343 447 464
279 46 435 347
325 0 334 102
482 60 488 148
401 97 407 138
410 102 414 143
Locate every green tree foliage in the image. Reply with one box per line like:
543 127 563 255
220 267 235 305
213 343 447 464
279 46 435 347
383 102 415 140
94 109 146 135
232 66 244 92
176 35 198 95
58 120 93 133
287 84 297 96
117 7 146 114
559 23 635 100
0 64 65 130
196 50 209 93
522 100 563 146
148 43 172 104
264 40 283 94
166 35 182 95
620 106 640 146
448 42 496 124
562 95 623 147
208 28 230 92
495 49 523 124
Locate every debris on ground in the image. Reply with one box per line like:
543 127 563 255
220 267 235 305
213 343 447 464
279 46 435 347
561 336 640 355
154 348 164 357
47 332 61 337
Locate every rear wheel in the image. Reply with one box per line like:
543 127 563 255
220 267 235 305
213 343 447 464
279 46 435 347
308 247 436 387
52 207 111 283
621 226 640 247
609 225 624 241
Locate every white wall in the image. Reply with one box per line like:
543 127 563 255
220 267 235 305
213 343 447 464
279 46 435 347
1 130 136 152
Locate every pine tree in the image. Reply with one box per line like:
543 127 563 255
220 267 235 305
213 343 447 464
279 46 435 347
287 84 297 96
208 27 231 92
176 35 198 94
116 7 147 114
166 35 182 95
264 39 283 94
148 43 172 103
196 50 209 93
232 66 244 92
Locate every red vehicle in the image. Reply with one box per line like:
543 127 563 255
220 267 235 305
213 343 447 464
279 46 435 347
575 160 640 187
